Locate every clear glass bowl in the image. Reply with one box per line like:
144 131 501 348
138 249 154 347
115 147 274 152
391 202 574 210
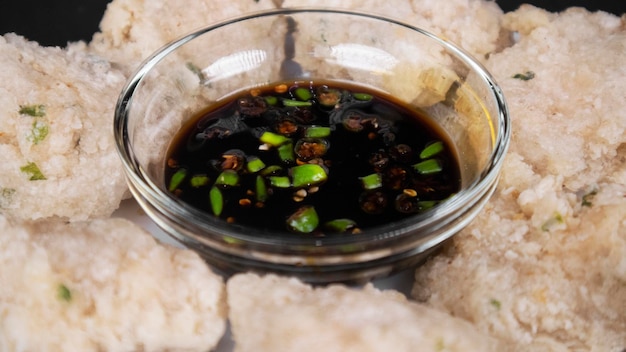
114 8 510 283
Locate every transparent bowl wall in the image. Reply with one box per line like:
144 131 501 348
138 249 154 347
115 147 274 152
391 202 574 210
115 8 510 283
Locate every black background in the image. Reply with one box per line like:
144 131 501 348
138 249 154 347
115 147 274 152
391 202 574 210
0 0 624 47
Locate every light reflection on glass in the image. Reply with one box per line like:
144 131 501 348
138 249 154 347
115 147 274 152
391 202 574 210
327 43 399 74
202 49 268 81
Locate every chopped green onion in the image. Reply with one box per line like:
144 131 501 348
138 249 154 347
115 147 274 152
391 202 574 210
215 170 239 187
57 284 72 302
413 159 442 174
282 99 312 107
541 212 564 232
294 87 312 101
259 131 291 147
19 104 46 117
209 186 224 216
359 173 382 190
20 162 46 181
190 174 210 188
582 189 597 207
0 188 16 207
291 164 327 188
246 156 266 173
489 298 502 310
304 126 331 138
268 175 291 188
255 175 268 202
419 141 444 159
286 205 319 233
278 142 295 164
323 218 357 232
29 119 49 145
512 71 535 81
353 92 373 101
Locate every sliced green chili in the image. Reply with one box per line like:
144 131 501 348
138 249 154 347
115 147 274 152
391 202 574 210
286 205 319 233
323 218 357 232
223 236 243 244
264 96 278 106
294 87 312 101
282 99 312 107
294 138 328 160
29 119 49 145
210 186 224 216
259 131 291 147
255 175 268 202
260 165 283 176
353 92 373 101
419 141 444 159
168 168 187 191
413 159 442 174
246 156 266 173
278 142 295 164
359 173 382 190
417 200 438 211
268 175 291 188
291 164 327 188
304 126 331 138
165 81 461 233
190 174 210 188
316 88 342 107
215 169 239 187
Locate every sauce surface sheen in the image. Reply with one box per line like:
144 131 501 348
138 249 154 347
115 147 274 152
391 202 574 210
165 80 461 235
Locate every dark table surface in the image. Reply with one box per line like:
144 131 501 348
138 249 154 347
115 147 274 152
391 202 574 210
0 0 624 47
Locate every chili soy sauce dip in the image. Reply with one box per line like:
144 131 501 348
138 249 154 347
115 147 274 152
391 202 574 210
165 81 461 236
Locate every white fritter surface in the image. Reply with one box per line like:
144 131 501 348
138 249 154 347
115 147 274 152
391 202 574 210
227 273 507 352
281 0 505 61
0 215 226 352
413 6 626 352
89 0 279 72
0 34 128 221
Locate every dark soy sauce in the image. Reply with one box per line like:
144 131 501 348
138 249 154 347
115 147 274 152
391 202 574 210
165 80 461 236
